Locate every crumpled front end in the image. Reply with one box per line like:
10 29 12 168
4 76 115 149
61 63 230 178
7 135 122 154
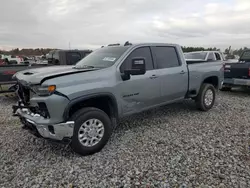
12 81 74 141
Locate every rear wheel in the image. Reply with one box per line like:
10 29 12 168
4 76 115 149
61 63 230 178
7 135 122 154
70 107 113 156
195 83 216 111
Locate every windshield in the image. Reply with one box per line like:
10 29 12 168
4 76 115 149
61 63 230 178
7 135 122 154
74 46 129 69
184 52 208 60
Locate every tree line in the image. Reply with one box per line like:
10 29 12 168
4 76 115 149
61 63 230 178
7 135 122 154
0 48 56 56
181 46 220 53
182 46 249 56
0 46 249 57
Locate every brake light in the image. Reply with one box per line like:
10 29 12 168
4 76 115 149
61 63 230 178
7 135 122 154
223 64 231 72
248 68 250 76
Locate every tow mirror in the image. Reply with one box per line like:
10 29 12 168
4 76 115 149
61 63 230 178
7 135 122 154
130 57 146 75
121 57 146 81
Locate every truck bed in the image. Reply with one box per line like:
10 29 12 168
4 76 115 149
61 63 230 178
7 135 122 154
186 59 207 64
187 61 224 94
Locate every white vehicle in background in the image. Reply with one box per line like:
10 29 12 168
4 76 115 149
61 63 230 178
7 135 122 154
0 54 24 64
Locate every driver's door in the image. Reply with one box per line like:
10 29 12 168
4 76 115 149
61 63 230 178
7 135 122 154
116 46 161 115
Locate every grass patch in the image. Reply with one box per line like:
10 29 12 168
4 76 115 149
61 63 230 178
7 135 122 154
0 84 16 97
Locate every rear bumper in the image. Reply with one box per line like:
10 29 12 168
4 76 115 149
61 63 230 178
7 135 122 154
223 78 250 86
13 103 74 141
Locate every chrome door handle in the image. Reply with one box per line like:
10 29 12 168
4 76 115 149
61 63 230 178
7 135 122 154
180 70 185 74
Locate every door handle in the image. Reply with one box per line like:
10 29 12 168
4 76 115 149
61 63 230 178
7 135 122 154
180 70 185 74
150 75 158 79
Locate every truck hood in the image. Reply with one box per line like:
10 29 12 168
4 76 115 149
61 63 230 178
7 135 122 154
13 65 98 85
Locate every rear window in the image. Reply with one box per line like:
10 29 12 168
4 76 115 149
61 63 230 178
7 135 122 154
184 52 207 60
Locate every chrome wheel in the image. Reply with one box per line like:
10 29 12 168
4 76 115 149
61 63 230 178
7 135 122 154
78 118 105 147
204 89 214 106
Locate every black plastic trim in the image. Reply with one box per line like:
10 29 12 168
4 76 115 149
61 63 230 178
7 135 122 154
63 92 119 121
54 91 69 100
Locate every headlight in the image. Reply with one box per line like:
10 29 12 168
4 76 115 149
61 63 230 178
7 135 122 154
32 85 56 96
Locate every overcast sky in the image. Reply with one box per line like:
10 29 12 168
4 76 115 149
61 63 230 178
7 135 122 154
1 0 250 50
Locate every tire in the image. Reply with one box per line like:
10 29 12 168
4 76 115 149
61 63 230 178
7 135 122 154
195 83 216 111
70 107 113 156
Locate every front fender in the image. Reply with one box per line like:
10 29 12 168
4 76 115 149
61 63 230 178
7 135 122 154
63 92 119 121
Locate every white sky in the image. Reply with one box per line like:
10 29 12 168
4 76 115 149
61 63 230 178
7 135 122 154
1 0 250 50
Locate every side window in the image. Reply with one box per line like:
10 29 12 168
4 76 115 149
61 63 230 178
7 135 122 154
152 46 180 69
120 47 153 72
67 52 82 65
207 52 216 61
215 52 221 60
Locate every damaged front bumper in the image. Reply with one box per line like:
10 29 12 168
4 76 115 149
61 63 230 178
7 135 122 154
13 102 74 141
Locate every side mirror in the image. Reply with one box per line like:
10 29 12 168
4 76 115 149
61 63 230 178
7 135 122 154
130 57 146 75
121 57 146 80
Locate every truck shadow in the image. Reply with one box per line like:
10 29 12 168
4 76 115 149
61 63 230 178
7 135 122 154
39 100 199 157
115 99 198 132
220 87 250 96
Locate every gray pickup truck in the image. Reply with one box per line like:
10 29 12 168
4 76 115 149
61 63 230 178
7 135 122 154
12 43 224 155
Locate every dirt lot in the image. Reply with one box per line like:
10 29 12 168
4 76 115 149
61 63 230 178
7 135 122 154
0 90 250 187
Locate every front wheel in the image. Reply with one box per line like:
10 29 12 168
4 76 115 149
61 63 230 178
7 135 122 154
195 83 216 111
70 107 113 156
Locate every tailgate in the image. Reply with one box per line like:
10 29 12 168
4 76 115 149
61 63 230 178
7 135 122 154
224 63 250 79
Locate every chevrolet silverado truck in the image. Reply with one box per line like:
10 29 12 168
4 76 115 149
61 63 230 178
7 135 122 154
12 42 224 156
222 49 250 91
0 49 92 93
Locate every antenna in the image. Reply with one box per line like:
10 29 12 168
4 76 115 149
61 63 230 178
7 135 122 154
69 42 71 50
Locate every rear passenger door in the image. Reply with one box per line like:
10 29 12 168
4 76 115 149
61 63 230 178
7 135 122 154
151 46 189 103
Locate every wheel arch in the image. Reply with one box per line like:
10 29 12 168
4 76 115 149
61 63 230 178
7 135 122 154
63 93 119 122
202 76 219 89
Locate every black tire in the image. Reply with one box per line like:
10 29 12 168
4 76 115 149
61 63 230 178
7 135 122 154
195 83 216 111
70 107 113 156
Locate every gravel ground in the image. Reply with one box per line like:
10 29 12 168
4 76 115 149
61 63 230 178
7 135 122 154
0 90 250 187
